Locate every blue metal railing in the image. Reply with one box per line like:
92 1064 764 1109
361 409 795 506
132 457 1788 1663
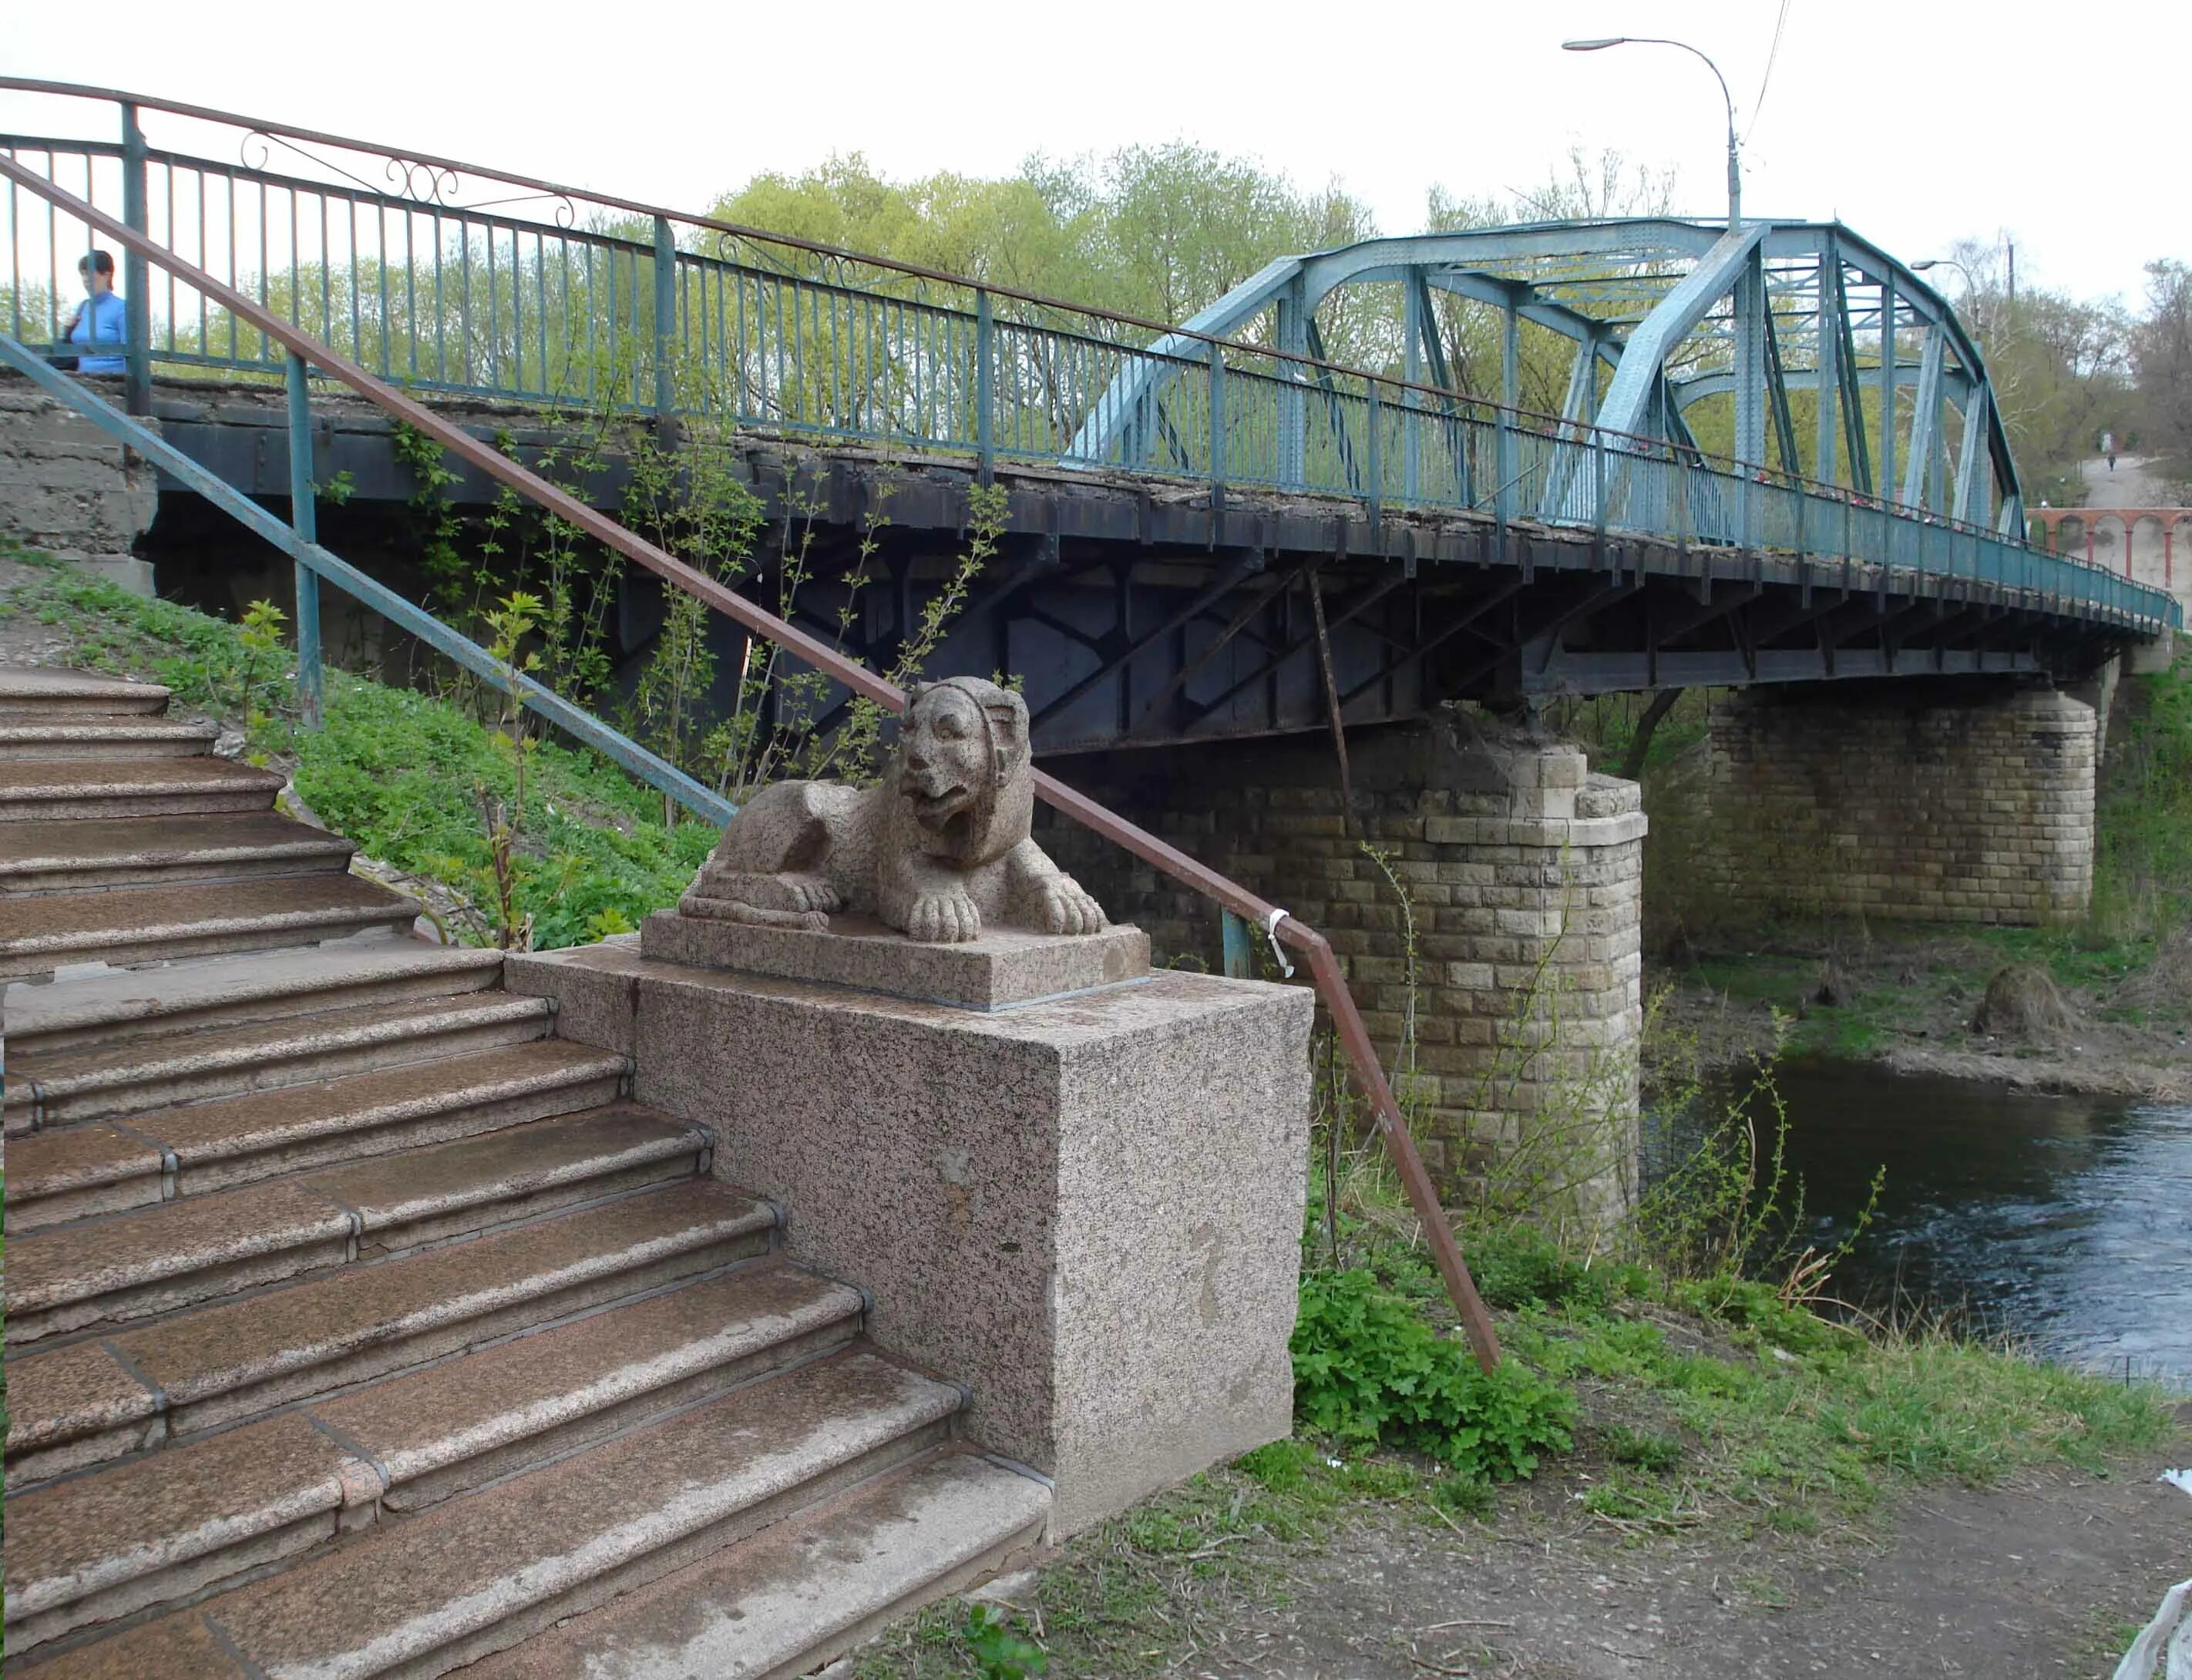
0 327 737 826
1 86 2179 634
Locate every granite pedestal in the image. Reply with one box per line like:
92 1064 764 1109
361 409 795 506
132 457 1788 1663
509 920 1313 1537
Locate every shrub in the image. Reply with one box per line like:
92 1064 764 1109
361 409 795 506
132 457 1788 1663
1291 1268 1575 1482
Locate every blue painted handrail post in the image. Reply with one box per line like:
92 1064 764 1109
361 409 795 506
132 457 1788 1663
652 217 676 415
119 102 151 417
974 288 995 485
1365 381 1383 520
1220 909 1256 979
284 351 324 731
1593 427 1609 569
1207 341 1226 487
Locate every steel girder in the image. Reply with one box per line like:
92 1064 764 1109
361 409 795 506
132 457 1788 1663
1070 217 2025 538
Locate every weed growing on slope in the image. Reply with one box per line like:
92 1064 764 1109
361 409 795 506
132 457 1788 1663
1 560 712 948
1292 1266 1575 1483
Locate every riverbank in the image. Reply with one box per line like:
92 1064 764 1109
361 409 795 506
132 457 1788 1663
1650 925 2192 1105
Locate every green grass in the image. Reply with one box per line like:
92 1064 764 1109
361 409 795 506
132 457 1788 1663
0 554 714 948
848 1220 2179 1678
861 1174 2181 1679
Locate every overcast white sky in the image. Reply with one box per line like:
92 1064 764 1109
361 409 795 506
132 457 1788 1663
7 0 2184 308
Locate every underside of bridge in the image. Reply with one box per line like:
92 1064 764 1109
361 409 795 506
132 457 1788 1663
121 396 2148 760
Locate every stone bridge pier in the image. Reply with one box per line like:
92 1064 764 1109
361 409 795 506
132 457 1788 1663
1037 716 1646 1218
1697 680 2096 925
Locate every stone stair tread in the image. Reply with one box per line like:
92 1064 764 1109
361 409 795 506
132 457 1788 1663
0 718 220 751
0 756 284 800
8 1107 704 1324
4 1342 163 1460
5 1182 773 1458
312 1262 863 1487
462 1450 1051 1680
111 1038 631 1177
34 1353 961 1680
5 1267 865 1641
0 874 412 969
0 811 355 876
307 1102 704 1231
2 934 495 1051
3 1414 359 1633
5 1121 166 1203
8 1179 352 1318
11 989 550 1102
0 670 170 712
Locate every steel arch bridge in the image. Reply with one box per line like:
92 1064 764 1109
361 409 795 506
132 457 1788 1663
1074 217 2021 537
2 80 2177 757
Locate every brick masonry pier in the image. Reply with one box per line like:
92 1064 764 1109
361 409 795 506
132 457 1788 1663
1038 714 1646 1216
1698 682 2096 926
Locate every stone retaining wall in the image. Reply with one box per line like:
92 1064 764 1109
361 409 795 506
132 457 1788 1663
1035 714 1645 1215
1698 683 2096 925
0 375 156 591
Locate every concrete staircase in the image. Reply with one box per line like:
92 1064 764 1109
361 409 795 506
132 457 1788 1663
2 669 1050 1677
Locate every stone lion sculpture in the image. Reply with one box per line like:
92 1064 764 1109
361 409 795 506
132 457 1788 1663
678 675 1109 944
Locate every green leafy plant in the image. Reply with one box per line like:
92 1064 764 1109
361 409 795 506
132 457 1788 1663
475 591 544 950
232 597 291 730
960 1604 1046 1680
1291 1267 1575 1483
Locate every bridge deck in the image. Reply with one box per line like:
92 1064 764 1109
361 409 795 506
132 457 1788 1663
121 377 2160 755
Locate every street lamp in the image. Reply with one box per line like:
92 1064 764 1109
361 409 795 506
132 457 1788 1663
1562 36 1740 226
1914 258 1983 349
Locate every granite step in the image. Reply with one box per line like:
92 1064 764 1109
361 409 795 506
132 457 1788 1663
0 717 220 760
4 1181 775 1484
2 1263 865 1655
5 990 552 1131
25 1352 962 1680
0 756 284 823
0 811 357 897
0 872 416 984
6 1106 710 1344
2 938 500 1060
462 1449 1051 1680
0 669 170 720
5 1039 632 1219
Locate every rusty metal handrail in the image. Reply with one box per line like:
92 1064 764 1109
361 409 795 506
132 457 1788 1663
0 152 1504 1369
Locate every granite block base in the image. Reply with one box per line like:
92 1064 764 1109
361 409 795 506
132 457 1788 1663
523 946 1313 1538
639 909 1151 1011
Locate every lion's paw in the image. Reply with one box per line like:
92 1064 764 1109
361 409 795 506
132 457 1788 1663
1043 877 1108 935
787 874 841 914
906 889 982 943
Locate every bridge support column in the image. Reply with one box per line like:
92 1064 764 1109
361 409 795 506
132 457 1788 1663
1699 683 2096 925
1037 716 1646 1219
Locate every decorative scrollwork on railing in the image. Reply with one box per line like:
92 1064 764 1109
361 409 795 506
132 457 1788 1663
384 156 461 207
453 190 580 228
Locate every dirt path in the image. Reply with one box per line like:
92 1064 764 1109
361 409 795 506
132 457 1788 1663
1190 1448 2190 1679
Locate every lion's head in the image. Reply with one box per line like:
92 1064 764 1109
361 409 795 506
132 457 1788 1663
896 677 1033 865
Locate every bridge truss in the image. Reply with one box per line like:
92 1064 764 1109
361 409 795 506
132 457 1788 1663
1078 219 2022 539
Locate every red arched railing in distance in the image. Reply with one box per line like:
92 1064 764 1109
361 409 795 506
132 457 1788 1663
2027 505 2184 591
0 150 1507 1371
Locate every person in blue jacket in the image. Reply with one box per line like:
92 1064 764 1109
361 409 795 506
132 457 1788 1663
62 250 127 374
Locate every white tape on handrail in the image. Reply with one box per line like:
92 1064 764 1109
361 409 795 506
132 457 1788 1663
1262 908 1295 979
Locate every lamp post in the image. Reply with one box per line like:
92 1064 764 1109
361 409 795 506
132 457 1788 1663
1912 257 1974 294
1914 258 1984 350
1562 35 1740 226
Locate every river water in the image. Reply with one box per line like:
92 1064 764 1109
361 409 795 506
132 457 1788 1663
1661 1058 2192 1384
